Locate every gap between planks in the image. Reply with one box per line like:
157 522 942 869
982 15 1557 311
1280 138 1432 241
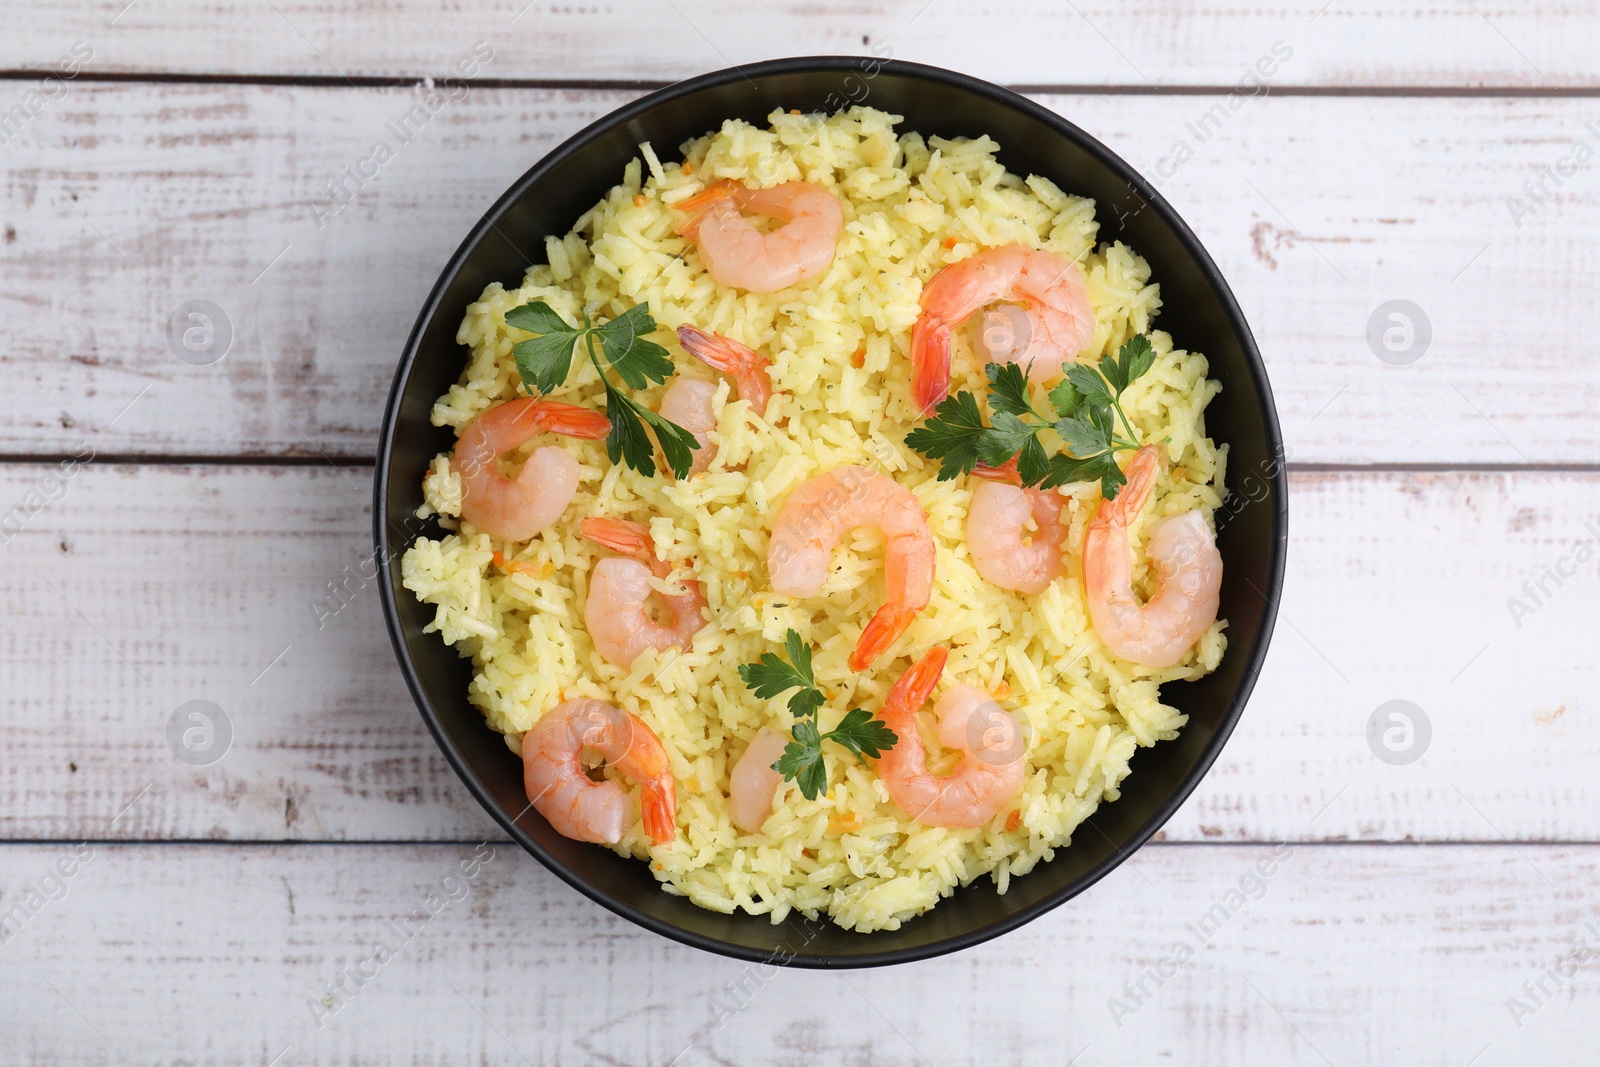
0 838 1590 848
2 453 1599 476
14 70 1600 98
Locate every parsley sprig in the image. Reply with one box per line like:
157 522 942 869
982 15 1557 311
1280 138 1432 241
738 629 898 801
904 334 1158 500
505 300 700 479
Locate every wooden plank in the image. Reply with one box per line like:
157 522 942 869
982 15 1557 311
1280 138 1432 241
2 463 1596 843
4 0 1596 88
1 841 1597 1065
3 83 1593 463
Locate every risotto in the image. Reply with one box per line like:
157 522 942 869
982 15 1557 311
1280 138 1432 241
400 106 1228 932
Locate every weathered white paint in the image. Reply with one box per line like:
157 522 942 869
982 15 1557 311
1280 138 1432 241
4 0 1595 87
3 13 1596 1060
0 85 1597 461
1 842 1596 1066
0 463 1594 843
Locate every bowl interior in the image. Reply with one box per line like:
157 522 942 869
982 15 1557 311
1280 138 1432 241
377 58 1285 967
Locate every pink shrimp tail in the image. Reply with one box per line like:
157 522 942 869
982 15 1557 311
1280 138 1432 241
851 604 919 671
670 179 741 237
524 399 611 440
910 314 951 415
579 517 668 575
639 779 678 845
972 457 1022 486
1110 446 1162 513
884 645 948 718
676 325 773 416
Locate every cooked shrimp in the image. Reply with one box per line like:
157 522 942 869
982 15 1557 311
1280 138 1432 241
521 698 676 845
581 517 708 669
673 179 843 292
676 325 773 416
1083 446 1223 668
657 377 720 476
455 398 610 541
910 244 1095 413
726 725 790 834
874 649 1027 829
766 465 935 670
660 326 777 475
966 462 1067 595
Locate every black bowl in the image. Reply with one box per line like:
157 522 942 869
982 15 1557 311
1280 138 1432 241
376 56 1286 968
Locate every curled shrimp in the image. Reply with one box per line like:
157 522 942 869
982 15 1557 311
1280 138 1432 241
657 377 720 476
1083 446 1223 668
966 461 1067 595
766 465 935 670
581 517 708 669
676 325 773 416
726 725 790 834
673 178 844 293
874 648 1028 829
521 698 676 845
910 244 1095 414
661 326 776 475
455 398 610 541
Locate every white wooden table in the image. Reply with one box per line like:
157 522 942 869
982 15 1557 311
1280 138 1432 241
4 3 1597 1063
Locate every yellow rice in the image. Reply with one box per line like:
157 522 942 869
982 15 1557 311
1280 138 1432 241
401 106 1228 932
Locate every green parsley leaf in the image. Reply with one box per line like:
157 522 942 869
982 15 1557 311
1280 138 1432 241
594 303 677 389
599 380 656 477
1016 434 1051 486
1098 351 1127 394
904 391 988 480
783 628 813 683
744 631 899 801
504 301 574 336
975 411 1037 467
904 334 1158 499
739 632 814 701
984 362 1034 417
773 718 828 800
638 405 699 480
739 628 825 718
1066 363 1113 410
502 298 698 481
513 331 580 395
1118 333 1157 386
824 708 898 764
1055 413 1112 459
1047 377 1083 419
1038 451 1109 490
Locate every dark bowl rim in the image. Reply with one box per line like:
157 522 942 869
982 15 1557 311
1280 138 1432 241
375 54 1287 969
